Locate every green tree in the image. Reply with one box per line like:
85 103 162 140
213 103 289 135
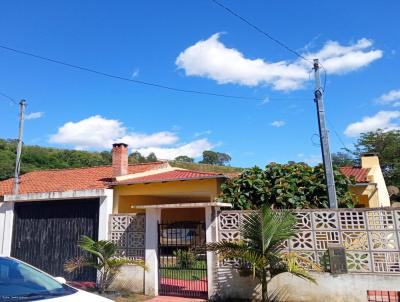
65 236 146 293
0 139 112 180
354 129 400 186
331 151 356 167
219 162 356 209
208 206 317 302
200 150 231 165
128 151 146 164
145 152 158 162
174 155 194 163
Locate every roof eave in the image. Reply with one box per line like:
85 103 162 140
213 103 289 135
109 174 227 186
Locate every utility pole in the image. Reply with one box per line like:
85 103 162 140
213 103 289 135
313 59 338 208
13 100 26 195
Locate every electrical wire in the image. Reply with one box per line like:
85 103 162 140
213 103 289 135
210 0 313 65
326 118 349 150
0 90 17 105
0 44 264 102
210 0 330 93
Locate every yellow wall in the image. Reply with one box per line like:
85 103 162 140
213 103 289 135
113 178 221 216
349 184 379 208
117 195 209 213
162 208 205 223
360 155 390 207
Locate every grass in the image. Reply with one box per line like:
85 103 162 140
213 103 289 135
160 260 207 281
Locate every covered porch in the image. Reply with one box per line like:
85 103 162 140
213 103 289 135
109 170 229 299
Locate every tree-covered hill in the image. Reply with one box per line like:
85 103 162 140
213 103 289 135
0 139 243 181
0 139 112 180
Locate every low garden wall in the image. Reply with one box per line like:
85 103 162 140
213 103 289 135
108 213 145 293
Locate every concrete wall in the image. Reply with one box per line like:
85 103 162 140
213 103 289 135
109 265 145 293
216 268 400 302
0 201 14 256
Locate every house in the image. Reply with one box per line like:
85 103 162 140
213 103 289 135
0 143 228 298
340 153 390 208
0 145 392 299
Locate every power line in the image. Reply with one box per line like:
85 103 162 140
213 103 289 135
0 44 265 101
0 90 17 105
326 118 349 150
210 0 313 64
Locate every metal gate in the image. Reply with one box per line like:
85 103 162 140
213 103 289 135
158 221 207 298
11 199 99 281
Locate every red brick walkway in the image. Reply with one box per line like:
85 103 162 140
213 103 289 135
368 290 400 302
159 277 207 298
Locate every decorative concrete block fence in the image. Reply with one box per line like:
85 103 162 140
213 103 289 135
217 208 400 301
108 213 146 259
218 208 400 274
107 213 146 293
107 208 400 300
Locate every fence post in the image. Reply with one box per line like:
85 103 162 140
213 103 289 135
144 208 161 296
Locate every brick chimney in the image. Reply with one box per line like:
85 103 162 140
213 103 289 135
112 143 128 177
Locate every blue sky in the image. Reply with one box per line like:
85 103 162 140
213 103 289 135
0 1 399 167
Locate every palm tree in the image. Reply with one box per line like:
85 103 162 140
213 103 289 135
65 236 146 293
208 206 318 302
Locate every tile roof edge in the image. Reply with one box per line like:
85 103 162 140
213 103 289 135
109 174 227 186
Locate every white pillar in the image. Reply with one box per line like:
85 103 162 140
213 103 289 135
205 205 218 299
144 208 161 296
98 189 113 241
0 201 14 256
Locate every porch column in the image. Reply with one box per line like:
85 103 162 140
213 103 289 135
0 201 14 256
98 189 113 241
144 208 161 296
205 205 218 299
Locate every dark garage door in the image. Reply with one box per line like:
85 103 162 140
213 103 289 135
11 199 99 281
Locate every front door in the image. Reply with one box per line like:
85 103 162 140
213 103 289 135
158 221 207 298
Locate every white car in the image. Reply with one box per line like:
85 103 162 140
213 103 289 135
0 256 112 301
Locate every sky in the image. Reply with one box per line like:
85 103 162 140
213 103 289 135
0 1 399 167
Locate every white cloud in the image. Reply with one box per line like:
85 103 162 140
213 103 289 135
49 115 178 149
25 112 44 120
298 153 322 166
194 130 212 137
304 38 382 74
270 120 286 128
138 139 213 160
376 89 400 107
49 115 214 158
132 68 140 78
176 33 383 91
344 111 400 137
260 97 270 105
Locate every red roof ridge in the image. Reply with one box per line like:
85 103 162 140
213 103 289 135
111 169 225 185
171 168 222 176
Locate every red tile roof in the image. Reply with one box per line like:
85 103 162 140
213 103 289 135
0 162 168 196
340 167 370 183
112 169 225 185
